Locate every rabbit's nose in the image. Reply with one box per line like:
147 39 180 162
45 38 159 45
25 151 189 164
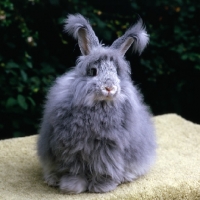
105 86 114 92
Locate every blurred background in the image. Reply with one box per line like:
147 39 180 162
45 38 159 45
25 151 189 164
0 0 200 139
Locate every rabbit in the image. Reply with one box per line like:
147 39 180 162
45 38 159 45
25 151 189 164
37 14 156 194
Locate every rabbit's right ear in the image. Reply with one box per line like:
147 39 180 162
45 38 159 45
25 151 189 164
64 14 99 55
111 19 149 56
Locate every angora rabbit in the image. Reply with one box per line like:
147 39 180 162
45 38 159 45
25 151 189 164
37 14 156 194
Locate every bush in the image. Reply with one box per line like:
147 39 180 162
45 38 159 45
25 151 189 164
0 0 200 139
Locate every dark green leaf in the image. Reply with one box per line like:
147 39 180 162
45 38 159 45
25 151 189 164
26 62 33 68
17 95 28 110
20 70 28 82
6 61 19 69
6 97 17 108
27 97 36 106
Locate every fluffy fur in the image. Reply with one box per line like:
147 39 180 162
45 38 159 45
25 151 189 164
37 14 156 194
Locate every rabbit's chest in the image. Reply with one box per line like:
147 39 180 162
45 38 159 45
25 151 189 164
69 104 124 134
54 103 127 163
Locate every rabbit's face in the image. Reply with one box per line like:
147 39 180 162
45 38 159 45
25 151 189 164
85 55 121 101
75 50 124 104
86 58 120 100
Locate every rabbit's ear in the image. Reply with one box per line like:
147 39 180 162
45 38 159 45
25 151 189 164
111 19 149 56
77 28 90 55
117 37 134 56
64 14 99 55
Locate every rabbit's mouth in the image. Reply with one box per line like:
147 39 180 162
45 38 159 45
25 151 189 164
99 85 118 100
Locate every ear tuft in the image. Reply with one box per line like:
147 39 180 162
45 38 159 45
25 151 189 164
64 14 88 40
111 18 149 55
130 19 149 54
64 14 99 55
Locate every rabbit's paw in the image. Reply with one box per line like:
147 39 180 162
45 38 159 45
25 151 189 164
44 173 59 187
88 178 118 193
59 174 88 194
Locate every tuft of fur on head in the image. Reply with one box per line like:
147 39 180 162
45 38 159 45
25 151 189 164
111 18 149 55
64 14 99 47
64 14 87 39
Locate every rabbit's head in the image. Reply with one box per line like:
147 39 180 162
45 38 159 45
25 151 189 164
64 14 149 105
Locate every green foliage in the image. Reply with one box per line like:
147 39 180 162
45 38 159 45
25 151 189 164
0 0 200 139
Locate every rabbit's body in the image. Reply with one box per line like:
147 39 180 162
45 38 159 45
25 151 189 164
37 14 156 194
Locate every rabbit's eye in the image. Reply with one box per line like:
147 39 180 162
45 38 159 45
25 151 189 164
87 68 97 76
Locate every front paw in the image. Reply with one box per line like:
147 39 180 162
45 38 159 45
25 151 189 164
59 174 88 194
88 178 118 193
44 173 59 187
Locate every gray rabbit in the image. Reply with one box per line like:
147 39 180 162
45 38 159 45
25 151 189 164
37 14 156 194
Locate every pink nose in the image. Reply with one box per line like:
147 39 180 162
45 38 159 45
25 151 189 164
105 87 113 92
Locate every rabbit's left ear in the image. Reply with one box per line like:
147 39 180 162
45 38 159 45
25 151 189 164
111 19 149 56
64 14 99 55
116 37 135 56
